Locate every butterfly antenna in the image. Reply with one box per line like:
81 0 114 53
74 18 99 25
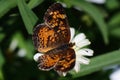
76 25 81 34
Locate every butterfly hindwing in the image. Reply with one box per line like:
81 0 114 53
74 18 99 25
37 47 75 72
54 48 75 74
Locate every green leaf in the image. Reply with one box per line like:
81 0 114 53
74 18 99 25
17 0 38 34
106 0 119 10
62 0 72 8
108 13 120 38
0 33 5 42
71 50 120 78
0 0 16 18
66 0 109 44
0 49 4 80
110 27 120 38
0 70 4 80
28 0 43 9
108 12 120 26
11 32 34 59
0 50 4 69
108 12 120 38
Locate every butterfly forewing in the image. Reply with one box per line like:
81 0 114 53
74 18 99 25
44 3 69 29
32 3 71 53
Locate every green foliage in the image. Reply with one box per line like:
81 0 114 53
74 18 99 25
0 0 16 18
0 50 4 80
106 0 119 10
71 50 120 78
66 0 109 44
28 0 44 9
0 0 120 80
17 0 38 34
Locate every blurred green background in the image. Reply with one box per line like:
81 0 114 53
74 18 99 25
0 0 120 80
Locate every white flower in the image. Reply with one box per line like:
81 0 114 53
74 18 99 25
110 68 120 80
34 53 43 62
33 27 94 76
70 27 93 73
17 49 26 57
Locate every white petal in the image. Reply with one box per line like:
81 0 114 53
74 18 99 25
56 71 67 76
77 57 90 64
9 39 18 51
86 0 106 4
110 69 120 80
72 33 86 43
76 39 91 48
70 27 75 41
17 49 26 57
33 53 43 62
76 48 94 56
74 61 80 72
62 72 67 76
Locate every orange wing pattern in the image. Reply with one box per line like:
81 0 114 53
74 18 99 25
32 3 70 53
44 3 69 29
38 47 75 72
54 48 75 74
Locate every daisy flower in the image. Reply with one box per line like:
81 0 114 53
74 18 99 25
70 27 94 73
110 68 120 80
33 27 94 76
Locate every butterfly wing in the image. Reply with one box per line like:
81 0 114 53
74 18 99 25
54 48 75 75
44 3 69 29
32 3 71 53
32 24 59 52
37 52 60 71
37 48 75 73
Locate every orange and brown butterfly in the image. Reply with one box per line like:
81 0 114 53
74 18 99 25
32 3 76 76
